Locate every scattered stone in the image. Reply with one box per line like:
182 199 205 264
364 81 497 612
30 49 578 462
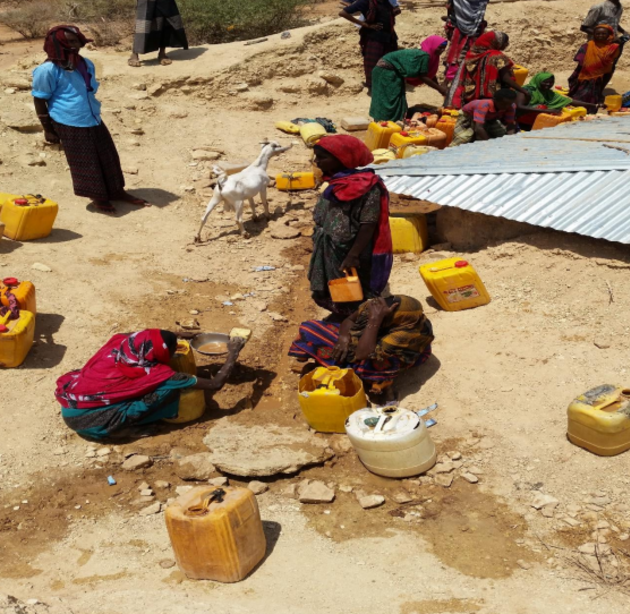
139 502 162 516
147 83 165 97
595 520 611 530
154 480 171 489
121 455 153 471
208 477 229 487
578 542 596 555
299 481 335 504
340 117 370 132
203 418 334 477
541 507 556 518
358 494 385 509
562 516 581 528
2 77 31 90
461 473 479 484
435 474 454 488
159 559 176 569
619 533 629 541
96 447 111 457
130 128 145 136
175 485 194 497
137 481 150 491
140 488 154 497
329 435 353 455
433 462 455 474
247 94 274 110
516 559 531 570
175 453 216 481
267 312 288 323
338 484 353 494
270 223 301 240
235 83 249 92
192 149 221 162
248 481 269 495
531 493 559 510
31 262 52 273
392 489 414 504
448 451 462 461
588 496 611 507
85 450 96 458
318 71 344 87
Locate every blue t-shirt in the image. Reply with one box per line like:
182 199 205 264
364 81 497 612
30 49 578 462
32 59 102 128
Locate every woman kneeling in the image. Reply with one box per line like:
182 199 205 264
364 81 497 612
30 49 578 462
289 296 434 400
55 329 244 440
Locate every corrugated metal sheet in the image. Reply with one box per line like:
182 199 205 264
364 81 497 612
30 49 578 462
375 117 630 244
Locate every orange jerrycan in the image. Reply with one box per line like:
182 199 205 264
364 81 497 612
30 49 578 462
436 115 457 147
605 95 622 113
165 486 267 582
0 309 35 368
567 385 630 456
298 366 368 433
419 257 491 311
164 340 205 424
328 268 363 303
1 278 36 314
0 194 58 241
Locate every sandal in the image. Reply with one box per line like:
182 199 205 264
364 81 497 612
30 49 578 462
117 193 151 207
128 58 142 68
159 56 173 66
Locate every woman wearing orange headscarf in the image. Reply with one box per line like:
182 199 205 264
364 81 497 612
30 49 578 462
569 24 621 104
446 31 527 108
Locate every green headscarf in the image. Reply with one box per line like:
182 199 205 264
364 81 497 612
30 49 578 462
523 72 572 110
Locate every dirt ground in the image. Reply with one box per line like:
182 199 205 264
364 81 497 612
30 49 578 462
2 1 630 612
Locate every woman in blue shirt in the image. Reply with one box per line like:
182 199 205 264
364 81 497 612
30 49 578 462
32 26 148 214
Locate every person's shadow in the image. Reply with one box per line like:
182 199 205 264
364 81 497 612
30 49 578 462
88 189 179 217
142 47 208 65
395 353 441 401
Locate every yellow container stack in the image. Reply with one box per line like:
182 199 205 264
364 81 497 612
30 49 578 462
298 366 368 433
300 122 327 147
1 278 37 314
513 65 529 87
389 214 428 254
165 486 267 582
567 385 630 456
164 340 206 424
364 121 402 151
0 195 58 241
419 257 491 311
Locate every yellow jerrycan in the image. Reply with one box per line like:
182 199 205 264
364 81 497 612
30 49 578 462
165 486 267 582
419 257 491 311
389 214 428 254
0 309 35 368
298 366 368 433
567 385 630 456
0 194 58 241
164 340 205 424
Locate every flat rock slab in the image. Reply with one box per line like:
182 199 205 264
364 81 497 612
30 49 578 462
203 419 333 477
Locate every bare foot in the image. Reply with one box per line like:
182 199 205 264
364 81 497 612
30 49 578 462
128 54 141 68
93 200 117 215
116 192 151 207
158 53 172 66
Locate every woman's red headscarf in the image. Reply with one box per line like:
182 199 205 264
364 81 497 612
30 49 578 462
316 135 393 294
44 25 92 68
579 24 620 81
55 329 176 410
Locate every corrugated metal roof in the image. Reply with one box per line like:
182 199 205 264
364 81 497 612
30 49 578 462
375 116 630 244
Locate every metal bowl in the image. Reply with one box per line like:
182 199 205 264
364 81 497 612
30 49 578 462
191 332 230 356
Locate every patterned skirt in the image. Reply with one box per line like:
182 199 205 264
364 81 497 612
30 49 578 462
288 319 432 391
53 121 125 202
133 0 189 55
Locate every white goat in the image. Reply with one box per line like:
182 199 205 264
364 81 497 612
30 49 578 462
195 140 291 241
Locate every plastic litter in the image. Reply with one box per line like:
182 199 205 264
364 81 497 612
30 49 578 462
425 419 437 428
222 301 234 307
281 31 291 39
107 476 117 486
253 266 276 272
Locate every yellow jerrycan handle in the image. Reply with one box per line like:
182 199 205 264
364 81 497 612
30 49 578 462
185 488 226 516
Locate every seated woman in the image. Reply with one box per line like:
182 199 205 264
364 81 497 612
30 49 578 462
369 47 449 122
451 88 518 146
309 135 393 317
55 329 244 440
289 296 434 400
569 24 621 105
446 31 528 109
516 72 597 129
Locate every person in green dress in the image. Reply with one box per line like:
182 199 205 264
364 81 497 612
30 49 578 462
369 48 448 122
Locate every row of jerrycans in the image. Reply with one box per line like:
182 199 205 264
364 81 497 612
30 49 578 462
0 278 36 368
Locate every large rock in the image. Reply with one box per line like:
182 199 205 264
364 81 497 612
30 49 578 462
175 453 216 481
203 418 334 477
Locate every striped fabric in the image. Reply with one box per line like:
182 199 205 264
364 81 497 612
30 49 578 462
133 0 188 55
452 0 490 36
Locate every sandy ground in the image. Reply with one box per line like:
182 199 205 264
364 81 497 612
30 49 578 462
2 1 630 612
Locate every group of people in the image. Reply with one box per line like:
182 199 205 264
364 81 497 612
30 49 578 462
344 0 627 144
56 134 434 439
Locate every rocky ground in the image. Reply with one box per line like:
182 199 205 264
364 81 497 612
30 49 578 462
2 1 630 613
